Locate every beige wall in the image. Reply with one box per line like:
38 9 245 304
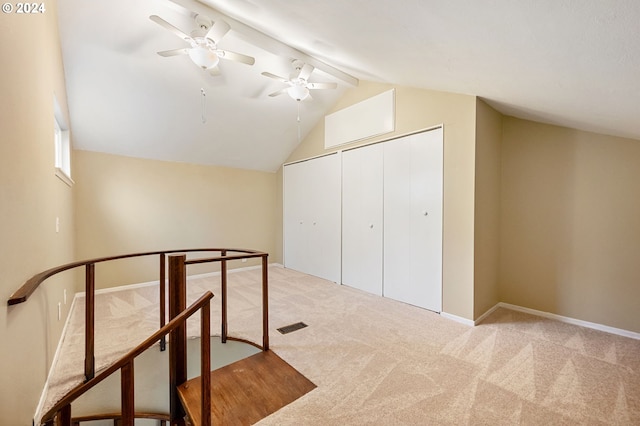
284 81 478 320
500 117 640 333
74 150 279 289
0 1 77 424
473 99 502 318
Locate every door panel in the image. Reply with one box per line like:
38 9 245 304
283 154 341 283
342 143 384 295
383 129 443 312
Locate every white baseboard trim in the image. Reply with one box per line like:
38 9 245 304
76 262 284 297
495 302 640 340
33 294 80 424
440 311 474 327
473 303 501 325
444 302 639 340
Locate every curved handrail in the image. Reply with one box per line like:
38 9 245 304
8 247 264 305
40 292 214 425
10 247 270 425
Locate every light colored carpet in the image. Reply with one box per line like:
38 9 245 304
42 265 640 425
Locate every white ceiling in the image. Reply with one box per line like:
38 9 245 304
58 0 640 172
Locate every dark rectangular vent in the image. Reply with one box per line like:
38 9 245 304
277 322 308 334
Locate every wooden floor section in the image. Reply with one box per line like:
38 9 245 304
178 350 316 425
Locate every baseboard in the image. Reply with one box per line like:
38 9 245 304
444 302 639 340
76 262 284 297
495 302 640 340
473 303 501 325
440 311 474 327
33 294 80 424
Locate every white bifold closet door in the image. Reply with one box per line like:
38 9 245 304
383 128 443 312
341 143 384 295
283 153 341 283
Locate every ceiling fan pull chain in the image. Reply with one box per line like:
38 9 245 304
297 100 301 143
201 88 207 124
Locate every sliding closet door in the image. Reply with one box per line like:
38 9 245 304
342 143 384 295
283 153 341 283
383 128 443 312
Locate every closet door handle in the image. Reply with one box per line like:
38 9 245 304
423 211 429 216
369 224 374 229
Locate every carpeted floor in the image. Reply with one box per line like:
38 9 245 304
42 265 640 425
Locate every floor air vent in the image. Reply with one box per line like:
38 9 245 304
277 322 308 334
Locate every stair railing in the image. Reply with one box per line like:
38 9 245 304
8 248 270 426
40 290 213 426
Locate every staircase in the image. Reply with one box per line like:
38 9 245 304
178 350 316 425
8 247 298 426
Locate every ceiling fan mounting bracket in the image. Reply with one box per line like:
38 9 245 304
291 59 305 71
194 14 213 31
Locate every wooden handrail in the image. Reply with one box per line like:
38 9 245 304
13 247 270 426
40 291 214 425
8 247 265 305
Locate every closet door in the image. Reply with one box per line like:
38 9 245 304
283 160 310 274
283 153 341 283
383 128 443 312
342 143 384 295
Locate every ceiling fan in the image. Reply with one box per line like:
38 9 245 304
149 14 255 76
262 59 337 101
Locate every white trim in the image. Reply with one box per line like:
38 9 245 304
444 302 639 340
440 311 474 327
282 150 341 167
473 303 501 325
494 302 640 340
55 167 74 187
33 294 80 424
76 262 284 297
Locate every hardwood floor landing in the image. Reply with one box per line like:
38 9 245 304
178 349 316 425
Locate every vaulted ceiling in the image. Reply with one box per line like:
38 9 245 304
58 0 640 172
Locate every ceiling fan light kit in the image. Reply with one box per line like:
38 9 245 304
188 45 219 69
287 85 310 101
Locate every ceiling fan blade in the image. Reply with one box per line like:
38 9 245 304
149 15 191 42
268 88 289 97
209 66 221 77
298 63 314 81
206 19 231 44
157 48 189 57
217 49 255 66
307 82 338 90
261 71 290 84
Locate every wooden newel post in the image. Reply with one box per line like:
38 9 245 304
201 299 211 426
159 252 166 351
168 253 187 425
221 249 228 343
85 263 95 382
262 254 269 351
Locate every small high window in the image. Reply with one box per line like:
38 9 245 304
54 96 73 186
